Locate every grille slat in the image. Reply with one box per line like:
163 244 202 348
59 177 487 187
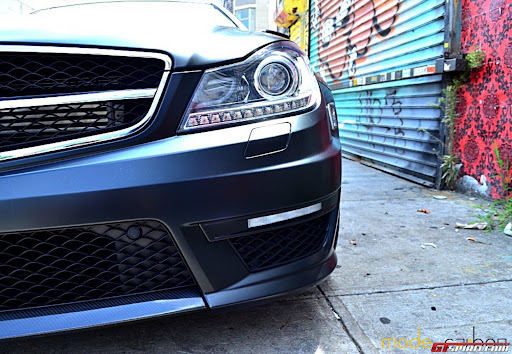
230 213 332 272
0 220 195 311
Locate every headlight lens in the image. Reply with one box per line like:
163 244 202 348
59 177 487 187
178 42 320 132
255 57 296 98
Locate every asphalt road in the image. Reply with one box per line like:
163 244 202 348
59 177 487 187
3 158 512 353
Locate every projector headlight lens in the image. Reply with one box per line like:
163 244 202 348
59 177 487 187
255 58 296 98
178 42 320 133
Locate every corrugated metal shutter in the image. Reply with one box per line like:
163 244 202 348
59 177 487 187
310 0 446 187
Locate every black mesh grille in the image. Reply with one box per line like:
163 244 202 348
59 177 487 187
0 220 195 311
0 53 165 98
0 52 166 154
0 98 152 152
230 213 332 272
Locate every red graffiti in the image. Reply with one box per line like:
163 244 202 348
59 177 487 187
316 0 399 82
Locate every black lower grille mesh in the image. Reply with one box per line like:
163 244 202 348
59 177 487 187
0 220 194 311
230 212 332 272
0 98 152 152
0 53 165 98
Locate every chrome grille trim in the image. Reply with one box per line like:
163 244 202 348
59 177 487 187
0 45 172 162
0 88 157 110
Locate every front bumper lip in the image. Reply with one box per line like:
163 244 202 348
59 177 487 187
0 252 336 340
0 289 206 340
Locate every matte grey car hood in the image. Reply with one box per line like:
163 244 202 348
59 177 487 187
0 1 281 70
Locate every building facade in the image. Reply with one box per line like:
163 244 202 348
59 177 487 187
221 0 276 32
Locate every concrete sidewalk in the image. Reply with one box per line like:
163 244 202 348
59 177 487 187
3 158 512 353
324 158 512 353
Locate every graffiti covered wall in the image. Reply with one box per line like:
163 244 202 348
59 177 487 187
454 0 512 198
310 0 446 186
317 0 400 82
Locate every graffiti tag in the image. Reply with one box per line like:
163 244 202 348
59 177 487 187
316 0 400 82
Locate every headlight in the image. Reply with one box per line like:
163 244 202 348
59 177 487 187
178 42 320 132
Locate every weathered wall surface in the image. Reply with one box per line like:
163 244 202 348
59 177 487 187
454 0 512 198
310 0 446 187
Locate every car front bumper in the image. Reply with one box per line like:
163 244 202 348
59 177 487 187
0 100 341 339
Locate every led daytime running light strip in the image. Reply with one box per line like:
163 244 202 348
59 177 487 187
248 203 322 228
185 96 310 128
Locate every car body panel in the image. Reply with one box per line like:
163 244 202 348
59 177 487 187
1 2 280 70
0 1 341 340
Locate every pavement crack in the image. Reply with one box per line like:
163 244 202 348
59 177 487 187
317 285 365 354
332 278 512 297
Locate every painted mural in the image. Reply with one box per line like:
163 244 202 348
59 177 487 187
454 0 512 198
316 0 400 83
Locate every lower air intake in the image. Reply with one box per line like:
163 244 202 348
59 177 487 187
0 220 194 311
230 212 333 272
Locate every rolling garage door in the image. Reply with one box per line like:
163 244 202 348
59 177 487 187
310 0 447 187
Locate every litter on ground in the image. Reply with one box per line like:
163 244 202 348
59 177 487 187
504 223 512 237
466 237 491 245
420 242 437 249
455 222 488 230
